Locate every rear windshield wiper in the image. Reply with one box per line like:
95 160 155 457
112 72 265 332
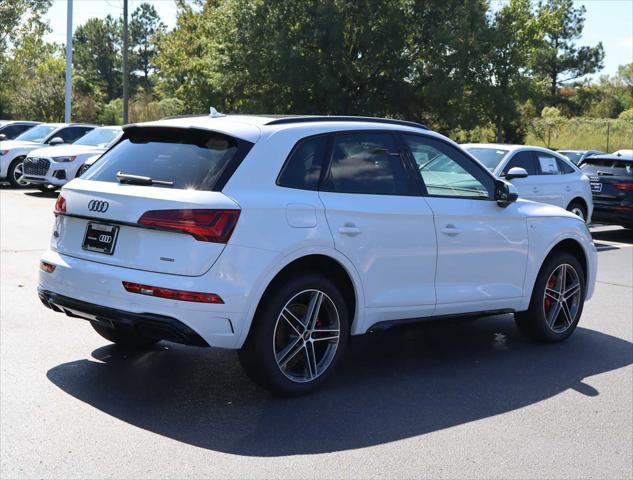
116 171 174 186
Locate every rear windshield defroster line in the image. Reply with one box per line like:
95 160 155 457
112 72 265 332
81 126 254 191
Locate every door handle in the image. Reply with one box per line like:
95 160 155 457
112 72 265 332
565 186 572 191
440 224 461 236
338 224 361 236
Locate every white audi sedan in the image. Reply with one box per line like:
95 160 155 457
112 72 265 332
463 144 594 222
22 126 122 192
38 114 597 395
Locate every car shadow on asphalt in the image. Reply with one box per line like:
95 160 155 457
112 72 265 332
591 227 633 245
46 315 633 456
23 190 59 198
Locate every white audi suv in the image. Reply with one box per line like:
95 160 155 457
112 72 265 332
0 123 96 187
38 114 597 395
23 126 122 192
464 144 594 222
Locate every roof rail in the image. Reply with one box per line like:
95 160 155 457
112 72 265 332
265 115 428 130
160 114 210 120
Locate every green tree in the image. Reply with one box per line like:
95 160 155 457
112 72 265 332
10 55 65 121
476 0 539 141
155 0 493 132
0 0 52 117
130 3 166 94
617 64 633 87
73 15 122 102
0 0 50 57
587 95 623 119
619 108 633 121
531 0 604 102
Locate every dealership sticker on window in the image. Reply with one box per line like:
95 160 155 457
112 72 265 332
538 155 558 174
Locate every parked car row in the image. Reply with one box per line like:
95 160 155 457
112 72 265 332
22 126 122 192
0 122 121 190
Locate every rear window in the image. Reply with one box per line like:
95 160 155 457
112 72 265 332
581 157 633 176
82 127 252 190
277 135 327 190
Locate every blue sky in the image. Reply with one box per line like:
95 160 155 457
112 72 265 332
44 0 632 80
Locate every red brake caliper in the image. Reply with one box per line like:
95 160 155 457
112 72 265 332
544 275 557 313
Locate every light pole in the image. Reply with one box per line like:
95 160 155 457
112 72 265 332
122 0 129 124
64 0 73 122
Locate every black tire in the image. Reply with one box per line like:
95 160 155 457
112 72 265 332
515 251 586 342
567 200 587 223
90 322 158 349
36 184 59 193
7 157 29 188
238 273 350 395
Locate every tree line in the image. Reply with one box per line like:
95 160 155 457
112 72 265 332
1 0 631 144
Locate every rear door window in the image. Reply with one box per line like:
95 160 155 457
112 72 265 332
502 151 538 176
321 132 414 195
277 135 327 190
536 153 560 175
82 127 253 191
556 158 576 174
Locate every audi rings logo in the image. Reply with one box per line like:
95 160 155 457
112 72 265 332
88 200 109 213
98 234 112 243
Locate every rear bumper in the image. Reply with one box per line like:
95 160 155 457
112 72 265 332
38 289 209 347
38 246 278 348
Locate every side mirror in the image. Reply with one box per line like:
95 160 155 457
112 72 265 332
495 180 519 207
0 133 6 141
505 167 528 180
48 137 64 145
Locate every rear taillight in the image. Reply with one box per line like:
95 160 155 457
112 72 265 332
40 261 56 273
54 195 66 213
122 281 224 303
614 182 633 191
138 209 240 243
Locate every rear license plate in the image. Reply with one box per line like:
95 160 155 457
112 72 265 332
82 222 119 255
590 182 602 193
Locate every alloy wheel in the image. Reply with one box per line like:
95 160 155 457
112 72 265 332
570 207 585 221
13 162 29 186
542 264 582 333
273 289 341 383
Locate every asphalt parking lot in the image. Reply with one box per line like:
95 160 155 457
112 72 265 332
1 185 631 479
